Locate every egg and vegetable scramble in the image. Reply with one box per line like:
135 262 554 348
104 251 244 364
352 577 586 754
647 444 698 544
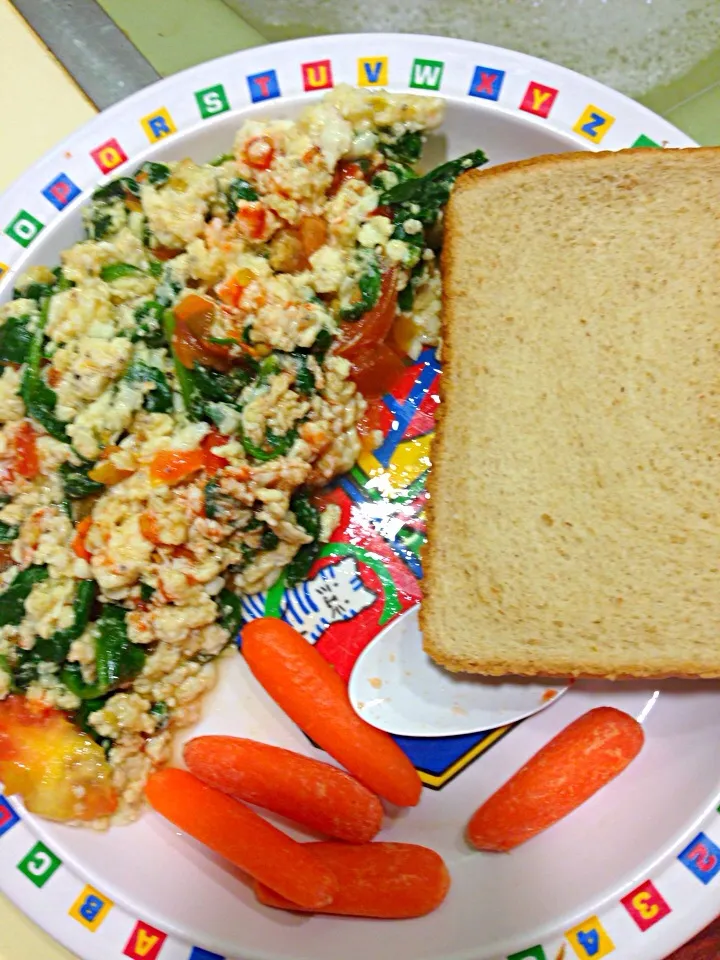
0 86 486 827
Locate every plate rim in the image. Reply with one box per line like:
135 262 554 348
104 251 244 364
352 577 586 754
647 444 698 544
0 30 711 960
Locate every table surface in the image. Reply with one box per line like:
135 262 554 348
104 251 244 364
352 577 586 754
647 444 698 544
0 2 718 957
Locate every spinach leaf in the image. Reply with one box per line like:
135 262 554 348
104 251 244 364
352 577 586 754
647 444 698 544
124 360 172 413
283 490 321 586
135 161 171 186
292 353 315 395
147 259 164 279
191 362 243 403
339 258 382 321
17 281 54 302
291 490 321 539
52 267 75 292
240 427 297 462
139 582 154 602
371 162 417 193
132 301 165 347
100 263 145 283
155 270 183 308
87 208 114 241
92 177 139 202
0 315 33 365
260 527 279 550
163 312 254 422
227 177 258 217
380 148 488 225
217 587 243 638
149 701 169 730
310 328 332 360
11 649 42 692
73 695 113 752
95 604 146 692
60 662 102 700
162 311 206 420
257 353 280 386
34 579 96 663
0 521 18 542
204 479 238 522
59 459 104 499
0 565 48 628
397 261 426 312
63 604 145 699
20 299 69 443
378 129 424 164
284 542 320 587
21 375 69 442
226 541 257 575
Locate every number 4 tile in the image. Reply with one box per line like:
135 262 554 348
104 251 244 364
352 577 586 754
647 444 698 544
565 915 615 958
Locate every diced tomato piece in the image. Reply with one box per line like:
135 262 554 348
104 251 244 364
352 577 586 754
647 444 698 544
334 267 399 361
150 448 206 486
235 203 267 241
173 293 216 337
139 511 163 545
0 545 13 573
330 161 366 197
87 460 133 486
172 544 196 562
13 421 39 480
368 205 393 219
47 367 62 388
216 268 255 308
299 215 327 258
244 136 274 170
356 397 385 450
151 245 182 261
349 342 406 399
0 696 118 822
173 320 232 373
71 516 93 561
201 429 229 476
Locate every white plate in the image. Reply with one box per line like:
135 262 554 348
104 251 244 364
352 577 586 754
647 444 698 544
0 31 712 960
348 606 569 736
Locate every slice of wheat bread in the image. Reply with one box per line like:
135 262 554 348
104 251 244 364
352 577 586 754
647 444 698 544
421 147 720 679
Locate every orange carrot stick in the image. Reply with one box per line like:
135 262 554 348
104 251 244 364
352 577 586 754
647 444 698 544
254 842 450 918
184 736 383 843
467 706 644 852
241 618 422 807
145 768 338 908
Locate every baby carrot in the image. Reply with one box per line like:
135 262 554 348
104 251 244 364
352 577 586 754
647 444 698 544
467 706 644 852
254 841 450 918
241 618 422 807
145 768 338 908
184 736 383 843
